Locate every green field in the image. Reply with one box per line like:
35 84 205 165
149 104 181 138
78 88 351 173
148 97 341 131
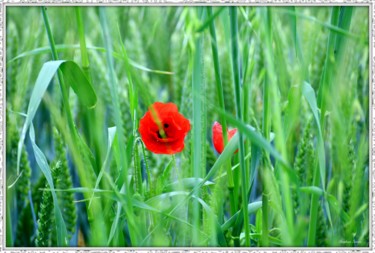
6 6 369 247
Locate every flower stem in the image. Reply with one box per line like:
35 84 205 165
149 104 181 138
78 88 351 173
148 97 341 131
99 7 139 245
229 7 250 247
261 8 272 247
206 6 236 217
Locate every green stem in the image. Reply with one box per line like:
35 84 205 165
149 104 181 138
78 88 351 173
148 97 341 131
75 7 102 170
262 189 269 246
98 7 139 245
75 7 90 72
259 7 294 244
261 8 271 247
6 194 13 246
134 140 143 195
318 7 340 128
307 163 321 245
139 140 152 197
229 7 250 247
308 7 342 246
207 6 236 217
41 7 75 138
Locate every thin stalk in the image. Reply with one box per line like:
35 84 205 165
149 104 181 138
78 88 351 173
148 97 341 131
75 7 102 169
262 189 269 246
262 65 271 248
307 163 320 246
134 140 143 195
98 7 139 245
207 6 236 217
261 8 272 247
317 7 340 128
242 15 255 216
76 7 90 75
259 7 294 244
6 195 13 246
307 7 340 246
41 7 76 246
191 7 206 245
229 7 250 247
41 7 75 138
139 140 152 197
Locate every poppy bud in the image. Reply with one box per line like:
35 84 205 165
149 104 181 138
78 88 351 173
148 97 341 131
212 121 237 154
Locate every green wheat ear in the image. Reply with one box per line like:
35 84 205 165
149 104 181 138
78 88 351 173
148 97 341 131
16 144 32 209
14 204 34 246
342 138 355 214
133 140 143 196
52 127 77 240
201 186 211 244
31 176 47 216
120 98 133 140
206 142 216 170
293 119 313 215
221 56 235 115
316 201 327 246
14 149 32 246
7 112 31 212
7 112 32 246
35 167 54 247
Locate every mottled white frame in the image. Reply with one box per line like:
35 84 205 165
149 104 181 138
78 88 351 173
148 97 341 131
0 0 373 252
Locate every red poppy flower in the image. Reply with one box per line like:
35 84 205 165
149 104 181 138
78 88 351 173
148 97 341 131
212 121 237 154
139 102 191 154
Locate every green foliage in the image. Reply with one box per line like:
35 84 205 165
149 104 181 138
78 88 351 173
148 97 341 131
6 6 369 247
316 202 327 247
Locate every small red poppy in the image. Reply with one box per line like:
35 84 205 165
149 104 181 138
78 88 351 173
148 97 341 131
139 102 191 154
212 121 237 154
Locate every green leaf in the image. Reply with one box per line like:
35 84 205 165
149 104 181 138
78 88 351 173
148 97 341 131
299 186 324 196
59 61 97 108
211 108 298 183
214 108 288 168
302 82 327 191
277 8 359 39
303 81 332 230
89 126 117 209
8 44 173 75
327 194 350 224
196 7 225 33
221 201 263 231
163 178 214 192
17 60 97 174
164 133 240 224
205 133 240 180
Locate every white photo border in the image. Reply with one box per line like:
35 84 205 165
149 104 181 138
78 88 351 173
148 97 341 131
0 1 373 252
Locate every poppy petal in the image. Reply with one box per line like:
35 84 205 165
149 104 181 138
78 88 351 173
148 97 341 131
139 102 190 155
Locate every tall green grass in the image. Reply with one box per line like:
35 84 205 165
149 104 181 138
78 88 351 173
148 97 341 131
6 6 369 247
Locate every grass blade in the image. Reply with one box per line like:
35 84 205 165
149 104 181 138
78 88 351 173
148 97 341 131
196 7 225 33
207 6 236 218
8 44 174 75
229 7 250 246
17 60 97 175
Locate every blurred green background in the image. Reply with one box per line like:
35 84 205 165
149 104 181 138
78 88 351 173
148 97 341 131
6 6 369 247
